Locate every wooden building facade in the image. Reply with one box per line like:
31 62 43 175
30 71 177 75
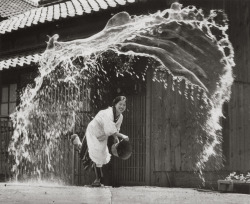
0 0 250 188
181 0 250 175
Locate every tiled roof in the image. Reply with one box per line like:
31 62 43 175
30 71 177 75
0 0 135 34
24 0 40 6
0 0 37 18
0 52 42 70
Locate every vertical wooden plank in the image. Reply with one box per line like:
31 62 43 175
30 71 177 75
71 137 75 184
235 84 240 171
185 83 194 170
162 74 171 172
235 84 240 170
0 120 2 174
145 68 152 185
242 84 247 171
0 71 3 176
0 119 4 176
176 79 186 171
169 75 177 171
138 95 141 182
228 87 232 170
233 84 238 170
150 74 157 185
239 84 244 171
245 84 250 171
230 84 235 170
132 96 136 183
247 2 250 84
229 83 234 170
183 81 195 171
136 95 139 183
142 94 146 182
135 95 139 182
138 95 141 183
170 78 176 171
152 78 164 172
243 0 249 83
174 80 182 171
222 101 230 169
181 81 188 171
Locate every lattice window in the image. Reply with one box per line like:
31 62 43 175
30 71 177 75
0 84 17 116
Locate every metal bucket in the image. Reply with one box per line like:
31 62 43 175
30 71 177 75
111 139 132 160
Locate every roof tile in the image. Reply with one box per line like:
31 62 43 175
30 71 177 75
88 0 100 11
47 6 54 22
33 7 43 24
95 0 108 10
114 0 126 6
106 0 117 7
0 53 42 70
26 9 37 26
0 0 136 34
6 17 18 31
19 14 29 28
6 18 19 32
0 19 8 33
39 7 48 23
66 1 76 17
78 0 92 14
0 0 36 18
72 0 84 15
23 0 40 7
12 16 22 30
53 4 61 20
60 3 68 18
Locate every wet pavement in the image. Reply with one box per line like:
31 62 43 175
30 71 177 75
0 182 249 204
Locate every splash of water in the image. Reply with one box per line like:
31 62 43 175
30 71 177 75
8 3 234 183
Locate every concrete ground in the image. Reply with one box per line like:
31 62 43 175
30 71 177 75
0 182 249 204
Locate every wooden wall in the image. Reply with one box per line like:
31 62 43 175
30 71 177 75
145 0 250 186
181 0 250 172
0 117 13 180
226 0 250 172
166 0 250 181
0 72 1 100
146 68 219 187
229 84 250 171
